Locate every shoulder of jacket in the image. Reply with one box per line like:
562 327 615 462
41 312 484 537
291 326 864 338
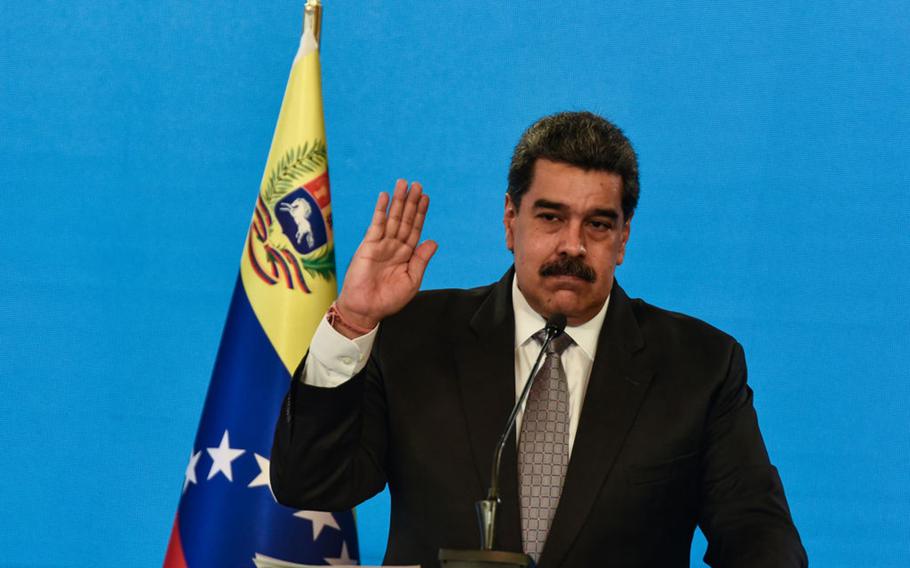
383 281 497 329
411 282 495 305
628 296 739 350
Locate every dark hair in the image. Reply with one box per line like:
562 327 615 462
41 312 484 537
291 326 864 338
507 111 639 220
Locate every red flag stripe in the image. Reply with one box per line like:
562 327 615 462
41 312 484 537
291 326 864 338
162 517 188 568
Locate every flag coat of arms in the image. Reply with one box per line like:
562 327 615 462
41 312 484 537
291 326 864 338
164 4 359 566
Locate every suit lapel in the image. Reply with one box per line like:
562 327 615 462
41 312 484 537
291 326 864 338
539 282 655 568
453 269 524 552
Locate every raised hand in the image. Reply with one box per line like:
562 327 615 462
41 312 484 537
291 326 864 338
334 179 438 336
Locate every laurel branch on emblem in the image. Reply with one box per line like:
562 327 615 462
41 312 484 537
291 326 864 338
262 141 328 207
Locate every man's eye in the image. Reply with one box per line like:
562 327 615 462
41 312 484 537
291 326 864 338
538 213 560 222
589 220 613 230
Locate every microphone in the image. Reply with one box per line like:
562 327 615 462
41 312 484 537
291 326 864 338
476 313 567 550
544 313 567 337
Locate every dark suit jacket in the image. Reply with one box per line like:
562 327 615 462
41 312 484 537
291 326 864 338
271 271 807 567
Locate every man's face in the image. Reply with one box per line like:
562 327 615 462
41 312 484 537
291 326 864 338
504 159 631 326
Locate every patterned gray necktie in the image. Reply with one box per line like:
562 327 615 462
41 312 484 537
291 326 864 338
518 329 573 562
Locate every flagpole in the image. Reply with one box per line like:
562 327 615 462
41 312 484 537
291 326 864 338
304 0 323 46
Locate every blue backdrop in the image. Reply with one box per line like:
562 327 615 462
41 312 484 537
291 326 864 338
1 1 907 566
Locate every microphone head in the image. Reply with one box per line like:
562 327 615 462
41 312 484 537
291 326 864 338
545 313 567 335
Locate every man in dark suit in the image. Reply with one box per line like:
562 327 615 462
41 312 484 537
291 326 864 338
271 112 807 567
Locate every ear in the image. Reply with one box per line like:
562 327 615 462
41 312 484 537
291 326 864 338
503 194 517 252
616 216 632 266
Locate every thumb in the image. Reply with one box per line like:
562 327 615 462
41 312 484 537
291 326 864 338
408 239 438 283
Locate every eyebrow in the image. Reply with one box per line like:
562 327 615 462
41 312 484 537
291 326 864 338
532 199 620 220
532 199 567 211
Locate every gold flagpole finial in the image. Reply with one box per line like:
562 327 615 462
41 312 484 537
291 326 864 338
304 0 323 47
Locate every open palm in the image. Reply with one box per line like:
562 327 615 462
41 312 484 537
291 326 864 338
336 179 438 331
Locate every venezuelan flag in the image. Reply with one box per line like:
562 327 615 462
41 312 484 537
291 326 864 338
164 3 359 566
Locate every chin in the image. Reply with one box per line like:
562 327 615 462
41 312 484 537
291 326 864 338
548 291 609 322
545 296 586 318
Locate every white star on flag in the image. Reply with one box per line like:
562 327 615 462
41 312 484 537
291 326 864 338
183 450 201 493
206 430 245 482
325 541 354 565
293 510 340 539
248 453 274 499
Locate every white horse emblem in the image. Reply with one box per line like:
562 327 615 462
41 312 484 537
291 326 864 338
279 198 315 248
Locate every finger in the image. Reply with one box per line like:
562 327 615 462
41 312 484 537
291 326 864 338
364 192 390 241
396 181 423 241
406 193 430 248
384 179 408 239
408 239 438 285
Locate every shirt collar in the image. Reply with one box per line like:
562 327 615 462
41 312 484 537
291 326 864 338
511 273 610 361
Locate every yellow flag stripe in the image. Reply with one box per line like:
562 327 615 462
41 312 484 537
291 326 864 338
239 31 336 375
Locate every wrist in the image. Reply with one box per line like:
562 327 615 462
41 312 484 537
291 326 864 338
327 301 377 338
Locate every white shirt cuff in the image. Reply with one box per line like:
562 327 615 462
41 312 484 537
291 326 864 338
301 315 378 388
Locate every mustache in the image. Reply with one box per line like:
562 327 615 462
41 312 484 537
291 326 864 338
539 256 596 283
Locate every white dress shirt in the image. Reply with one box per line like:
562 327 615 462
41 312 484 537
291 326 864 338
510 277 609 454
302 275 610 455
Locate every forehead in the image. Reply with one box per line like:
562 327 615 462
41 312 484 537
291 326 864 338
526 159 623 211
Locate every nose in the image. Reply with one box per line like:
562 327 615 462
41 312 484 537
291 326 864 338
557 220 587 257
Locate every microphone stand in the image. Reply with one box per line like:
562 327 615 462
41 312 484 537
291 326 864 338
439 315 567 568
